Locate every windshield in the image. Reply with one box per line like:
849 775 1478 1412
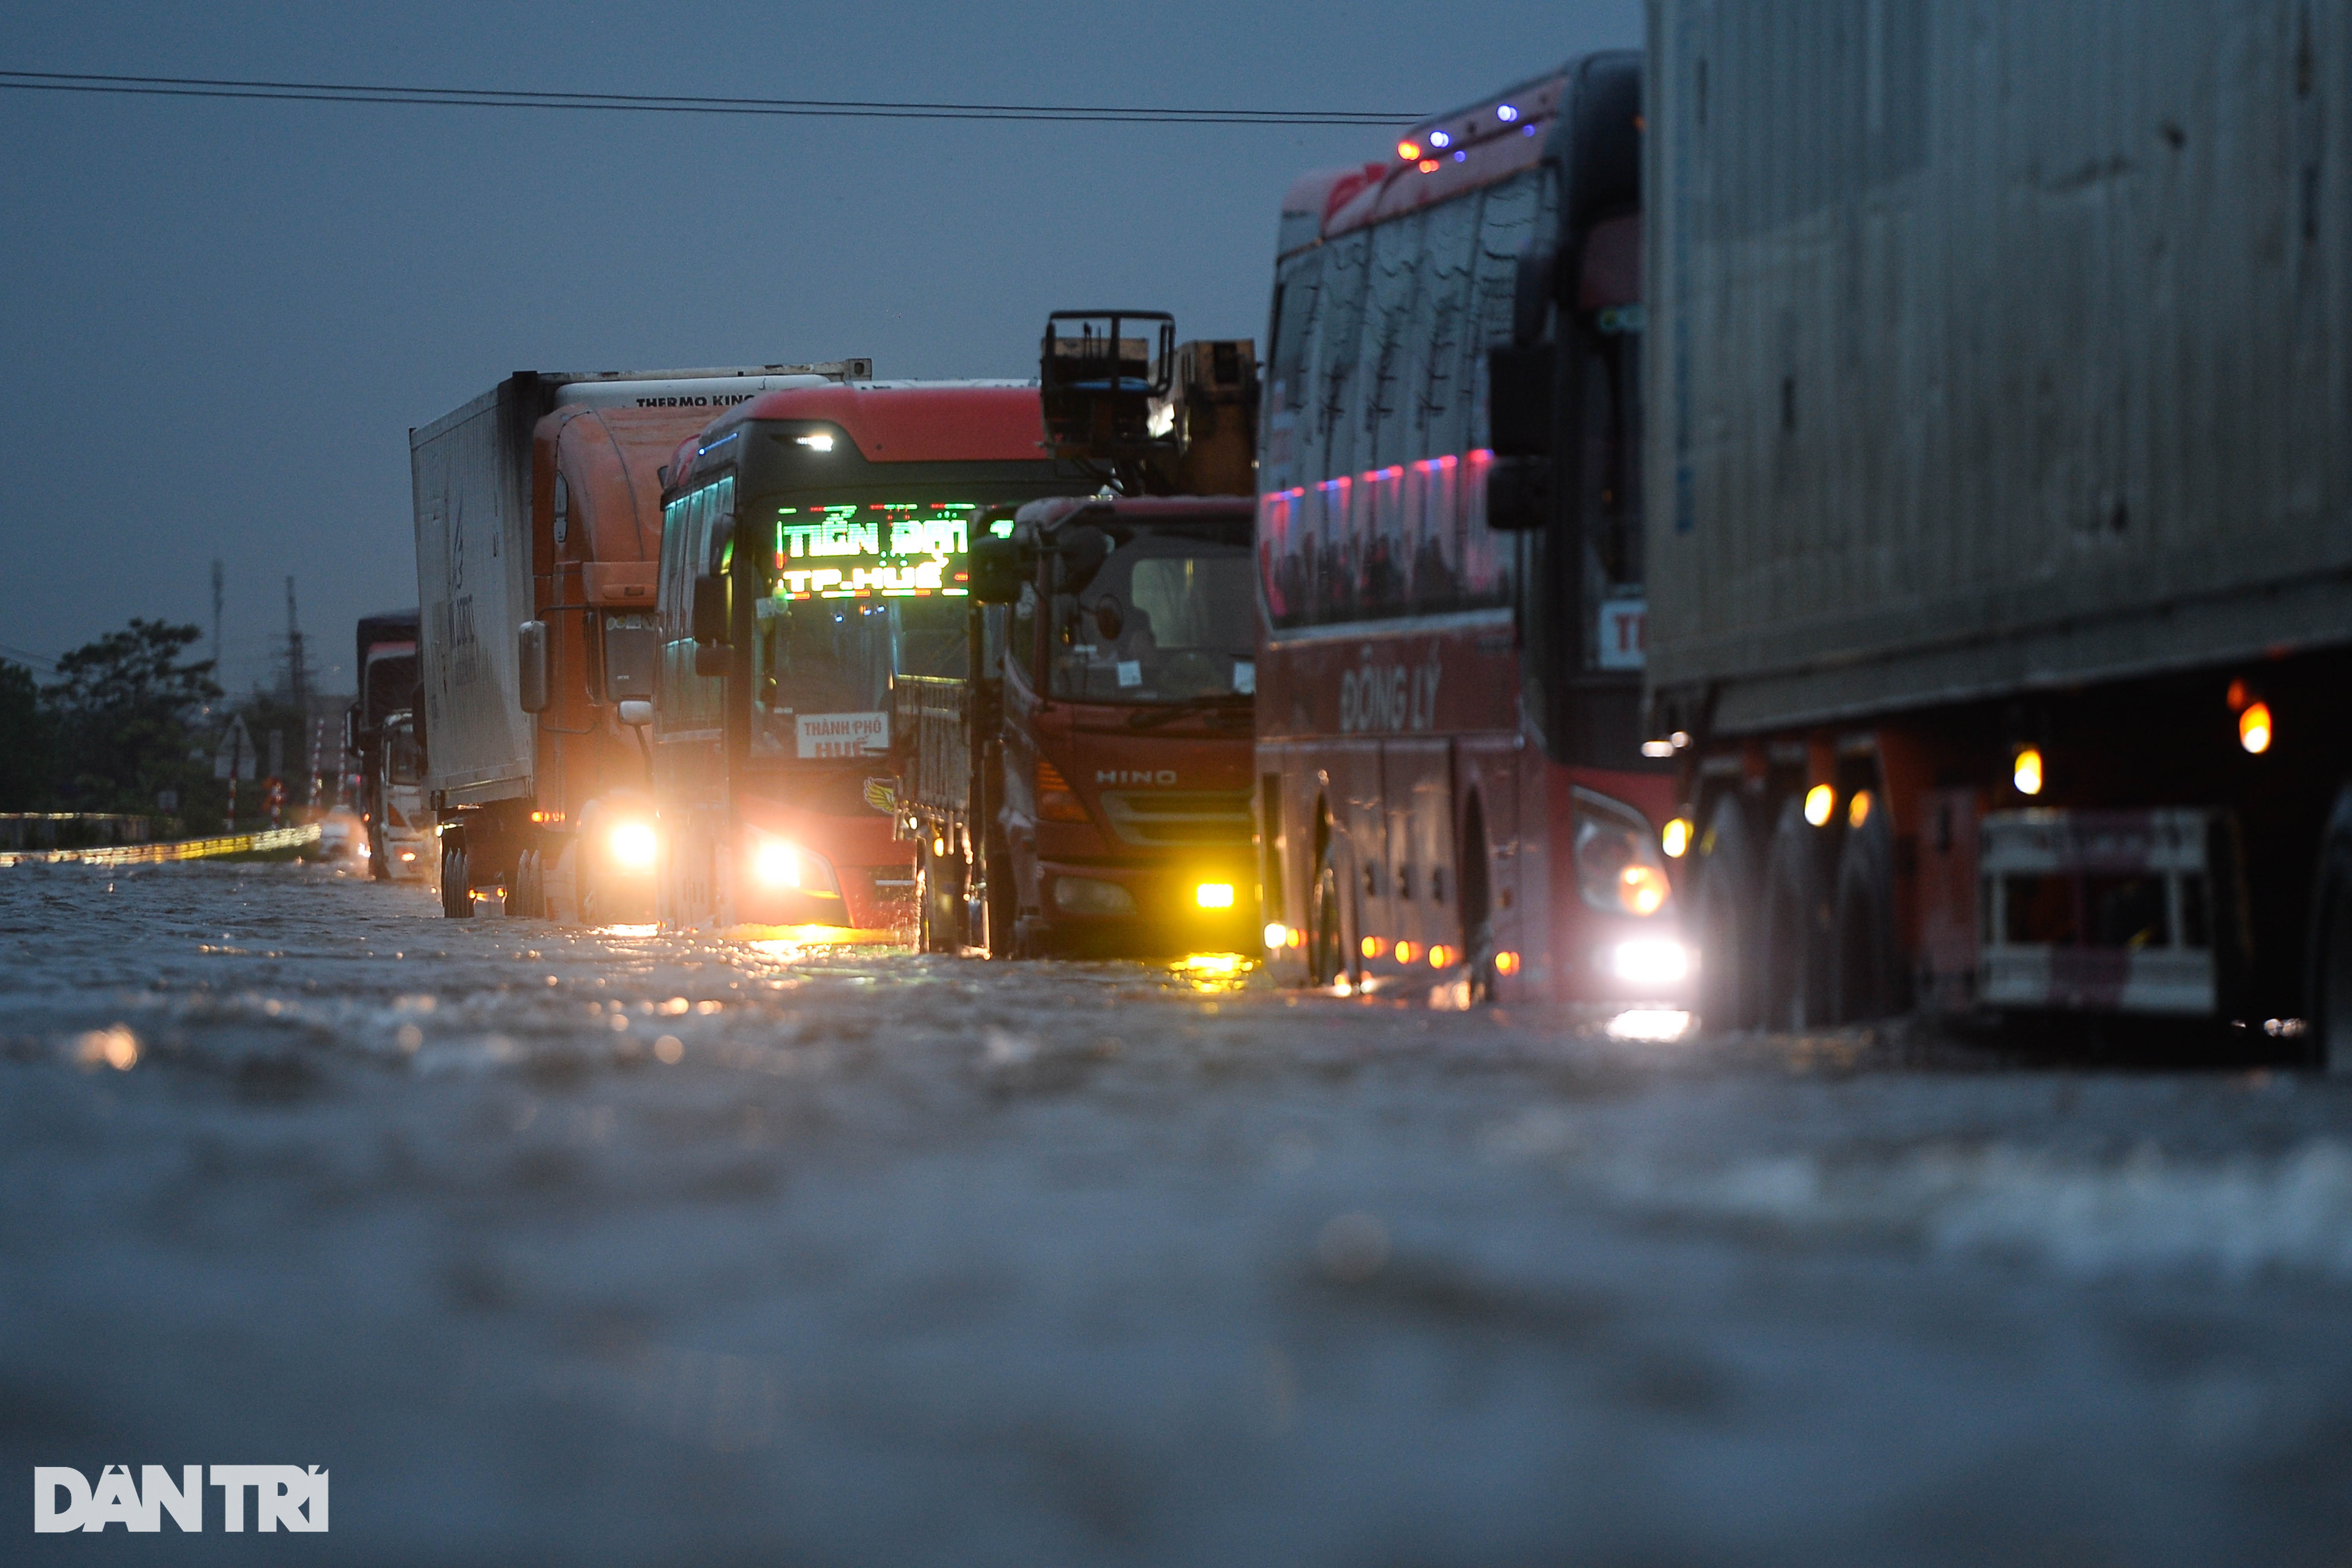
1043 527 1255 704
749 498 979 761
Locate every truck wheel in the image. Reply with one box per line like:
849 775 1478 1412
440 839 472 920
1831 799 1902 1022
512 849 543 920
1307 839 1348 988
981 836 1018 960
1690 793 1761 1030
2304 785 2352 1073
917 843 965 953
1759 797 1831 1030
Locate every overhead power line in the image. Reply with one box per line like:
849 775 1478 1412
0 69 1421 126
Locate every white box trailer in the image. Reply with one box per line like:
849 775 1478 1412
1640 1 2352 1056
410 365 869 804
409 363 868 911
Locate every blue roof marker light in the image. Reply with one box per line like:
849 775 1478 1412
1495 103 1520 123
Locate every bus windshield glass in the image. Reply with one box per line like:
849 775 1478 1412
751 499 977 761
1042 524 1255 704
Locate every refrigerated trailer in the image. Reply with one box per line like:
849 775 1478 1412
1642 1 2352 1056
410 363 868 918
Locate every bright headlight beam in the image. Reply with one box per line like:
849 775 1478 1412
609 822 657 869
1610 940 1690 985
753 840 800 887
1194 882 1235 909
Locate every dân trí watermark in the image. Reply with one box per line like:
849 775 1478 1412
34 1465 327 1533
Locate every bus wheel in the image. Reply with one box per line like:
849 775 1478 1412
2304 784 2352 1073
1691 793 1761 1030
1457 797 1494 1003
1759 797 1831 1030
1831 797 1901 1022
440 838 472 920
1307 844 1348 988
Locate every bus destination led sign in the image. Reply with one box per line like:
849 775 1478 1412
772 502 974 599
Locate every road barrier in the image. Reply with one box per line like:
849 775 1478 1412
0 822 322 868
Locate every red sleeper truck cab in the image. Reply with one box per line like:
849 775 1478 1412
652 381 1088 935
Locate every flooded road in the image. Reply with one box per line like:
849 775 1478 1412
7 861 2352 1565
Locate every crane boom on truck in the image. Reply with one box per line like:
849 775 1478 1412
1644 0 2352 1056
410 361 870 919
893 314 1262 958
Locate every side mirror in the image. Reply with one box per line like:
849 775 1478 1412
1487 343 1553 457
691 573 730 645
1484 457 1553 532
342 707 358 756
617 699 653 728
693 643 731 678
1513 244 1559 347
969 536 1026 605
517 620 550 713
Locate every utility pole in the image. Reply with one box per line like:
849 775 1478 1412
284 575 308 715
211 559 225 671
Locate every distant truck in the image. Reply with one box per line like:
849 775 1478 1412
410 363 868 918
1644 2 2352 1058
349 610 425 878
896 314 1261 956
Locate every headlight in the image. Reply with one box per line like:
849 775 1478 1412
1194 882 1235 909
1573 788 1674 916
754 840 800 887
1608 939 1691 985
742 829 841 897
609 822 657 870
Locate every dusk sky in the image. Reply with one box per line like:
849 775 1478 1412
0 0 1637 693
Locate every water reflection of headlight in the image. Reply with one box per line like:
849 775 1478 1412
609 822 657 869
1606 1009 1693 1042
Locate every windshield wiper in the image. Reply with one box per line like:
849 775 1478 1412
1127 694 1252 730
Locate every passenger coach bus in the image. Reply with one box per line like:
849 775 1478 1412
1254 52 1691 1022
652 382 1085 933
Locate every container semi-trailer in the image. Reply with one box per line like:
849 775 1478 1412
1642 0 2352 1057
410 363 869 919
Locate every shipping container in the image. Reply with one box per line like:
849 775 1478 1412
1642 0 2352 1058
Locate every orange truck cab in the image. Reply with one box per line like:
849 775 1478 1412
967 494 1261 957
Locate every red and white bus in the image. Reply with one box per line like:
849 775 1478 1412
651 381 1086 934
1253 53 1691 1025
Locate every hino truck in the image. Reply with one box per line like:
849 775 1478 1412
893 314 1262 958
1643 0 2352 1061
411 362 868 919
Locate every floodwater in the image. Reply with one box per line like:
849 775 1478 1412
6 860 2352 1565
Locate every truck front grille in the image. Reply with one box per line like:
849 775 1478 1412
1097 790 1252 848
